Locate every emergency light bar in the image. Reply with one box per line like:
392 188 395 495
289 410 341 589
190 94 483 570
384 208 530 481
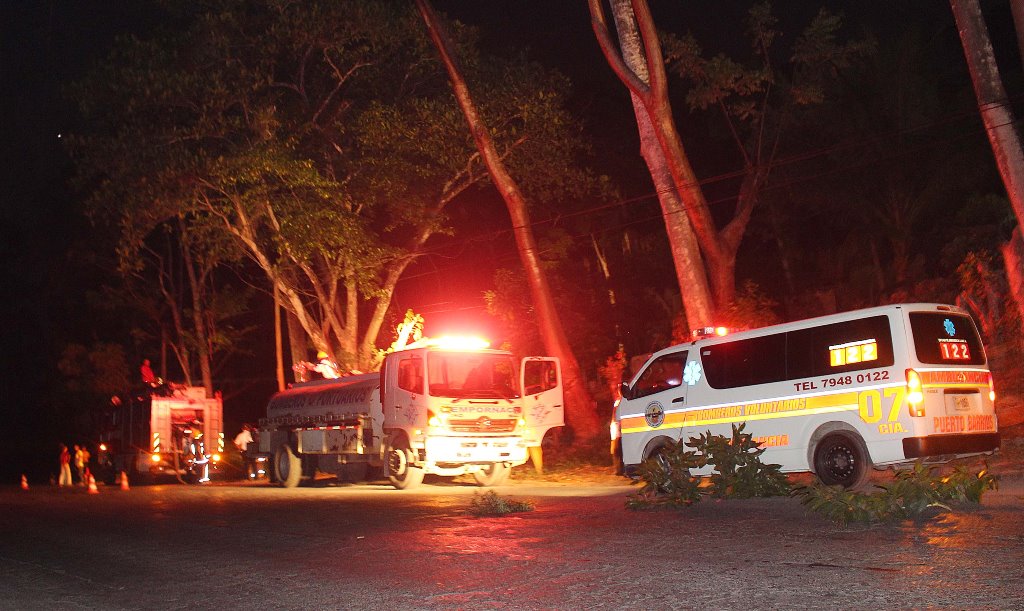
692 326 729 339
407 335 491 351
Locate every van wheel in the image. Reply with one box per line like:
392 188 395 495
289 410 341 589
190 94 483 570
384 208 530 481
387 439 424 490
649 445 677 492
473 463 510 486
275 444 301 488
813 433 869 489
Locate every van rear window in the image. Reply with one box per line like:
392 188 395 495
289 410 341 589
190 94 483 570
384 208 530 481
908 312 985 365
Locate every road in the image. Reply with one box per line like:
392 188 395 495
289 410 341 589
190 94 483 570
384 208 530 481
1 474 1023 610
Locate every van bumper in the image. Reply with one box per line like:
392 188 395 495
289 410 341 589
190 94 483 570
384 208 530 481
903 432 1000 458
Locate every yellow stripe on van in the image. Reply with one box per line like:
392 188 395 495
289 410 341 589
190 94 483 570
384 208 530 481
620 390 861 434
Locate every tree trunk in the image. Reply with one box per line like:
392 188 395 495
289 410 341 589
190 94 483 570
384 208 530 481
590 0 756 309
951 0 1024 330
285 305 308 381
416 0 602 441
179 218 213 397
609 0 714 330
1002 228 1024 333
274 280 285 392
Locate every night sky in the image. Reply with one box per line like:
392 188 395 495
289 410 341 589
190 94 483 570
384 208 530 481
1 1 1019 478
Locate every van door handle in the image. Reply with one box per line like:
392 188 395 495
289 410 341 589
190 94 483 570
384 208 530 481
671 397 686 403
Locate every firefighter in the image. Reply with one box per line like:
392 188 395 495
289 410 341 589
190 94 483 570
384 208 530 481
189 430 211 483
313 351 340 379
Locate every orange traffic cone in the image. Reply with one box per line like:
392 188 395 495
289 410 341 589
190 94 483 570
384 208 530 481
120 471 130 491
87 473 99 494
20 474 28 490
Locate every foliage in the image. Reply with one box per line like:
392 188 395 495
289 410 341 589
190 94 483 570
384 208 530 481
57 343 132 398
796 462 998 525
956 250 1023 352
598 344 627 400
688 423 791 498
626 423 789 510
625 439 703 510
468 491 534 516
718 280 781 331
72 0 602 371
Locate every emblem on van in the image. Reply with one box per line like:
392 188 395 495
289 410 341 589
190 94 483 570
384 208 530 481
944 318 956 337
683 361 702 386
645 401 665 428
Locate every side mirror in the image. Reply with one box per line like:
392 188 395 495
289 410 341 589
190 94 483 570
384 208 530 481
619 381 632 401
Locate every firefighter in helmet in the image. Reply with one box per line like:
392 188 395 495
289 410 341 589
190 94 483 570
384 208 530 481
188 427 211 483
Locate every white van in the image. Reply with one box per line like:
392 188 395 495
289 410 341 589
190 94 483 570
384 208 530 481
612 303 999 488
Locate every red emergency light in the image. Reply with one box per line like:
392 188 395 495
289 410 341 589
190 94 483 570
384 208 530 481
692 326 728 339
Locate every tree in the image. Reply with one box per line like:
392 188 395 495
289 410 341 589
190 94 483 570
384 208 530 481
416 0 603 441
605 0 713 331
73 0 595 376
950 0 1024 330
591 0 869 310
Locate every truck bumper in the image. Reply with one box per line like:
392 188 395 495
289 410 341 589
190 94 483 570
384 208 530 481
423 436 528 465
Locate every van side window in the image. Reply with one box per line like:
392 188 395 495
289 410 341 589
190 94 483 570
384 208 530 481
788 314 894 377
702 314 895 389
702 334 786 389
633 351 688 398
397 357 423 394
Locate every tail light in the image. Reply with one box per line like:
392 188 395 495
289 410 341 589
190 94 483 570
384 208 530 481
427 410 442 428
988 372 996 402
906 369 925 417
211 454 221 463
150 453 161 463
610 397 621 440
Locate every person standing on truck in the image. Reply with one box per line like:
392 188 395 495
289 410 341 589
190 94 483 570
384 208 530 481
313 351 340 379
140 359 157 386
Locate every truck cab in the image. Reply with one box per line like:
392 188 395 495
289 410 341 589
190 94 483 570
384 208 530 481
381 343 563 487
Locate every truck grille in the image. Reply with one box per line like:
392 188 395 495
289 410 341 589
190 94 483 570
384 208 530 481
448 417 517 433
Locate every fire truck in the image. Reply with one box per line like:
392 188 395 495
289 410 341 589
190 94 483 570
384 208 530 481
99 386 224 484
255 337 564 489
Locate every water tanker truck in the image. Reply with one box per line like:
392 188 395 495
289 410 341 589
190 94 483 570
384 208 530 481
255 337 564 489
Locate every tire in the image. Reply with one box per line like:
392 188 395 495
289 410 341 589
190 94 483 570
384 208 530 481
813 433 870 489
275 444 302 488
386 439 424 490
650 445 672 471
473 462 511 487
648 444 676 492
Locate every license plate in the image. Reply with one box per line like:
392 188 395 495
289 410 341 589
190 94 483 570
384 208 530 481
945 393 978 415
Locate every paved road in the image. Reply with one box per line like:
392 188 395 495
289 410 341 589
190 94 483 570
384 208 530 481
2 476 1023 610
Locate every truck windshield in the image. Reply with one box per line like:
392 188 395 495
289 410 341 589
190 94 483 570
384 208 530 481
427 352 520 399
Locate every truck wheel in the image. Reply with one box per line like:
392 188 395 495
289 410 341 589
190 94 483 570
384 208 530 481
473 462 510 487
813 432 869 489
387 440 424 490
275 444 302 488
